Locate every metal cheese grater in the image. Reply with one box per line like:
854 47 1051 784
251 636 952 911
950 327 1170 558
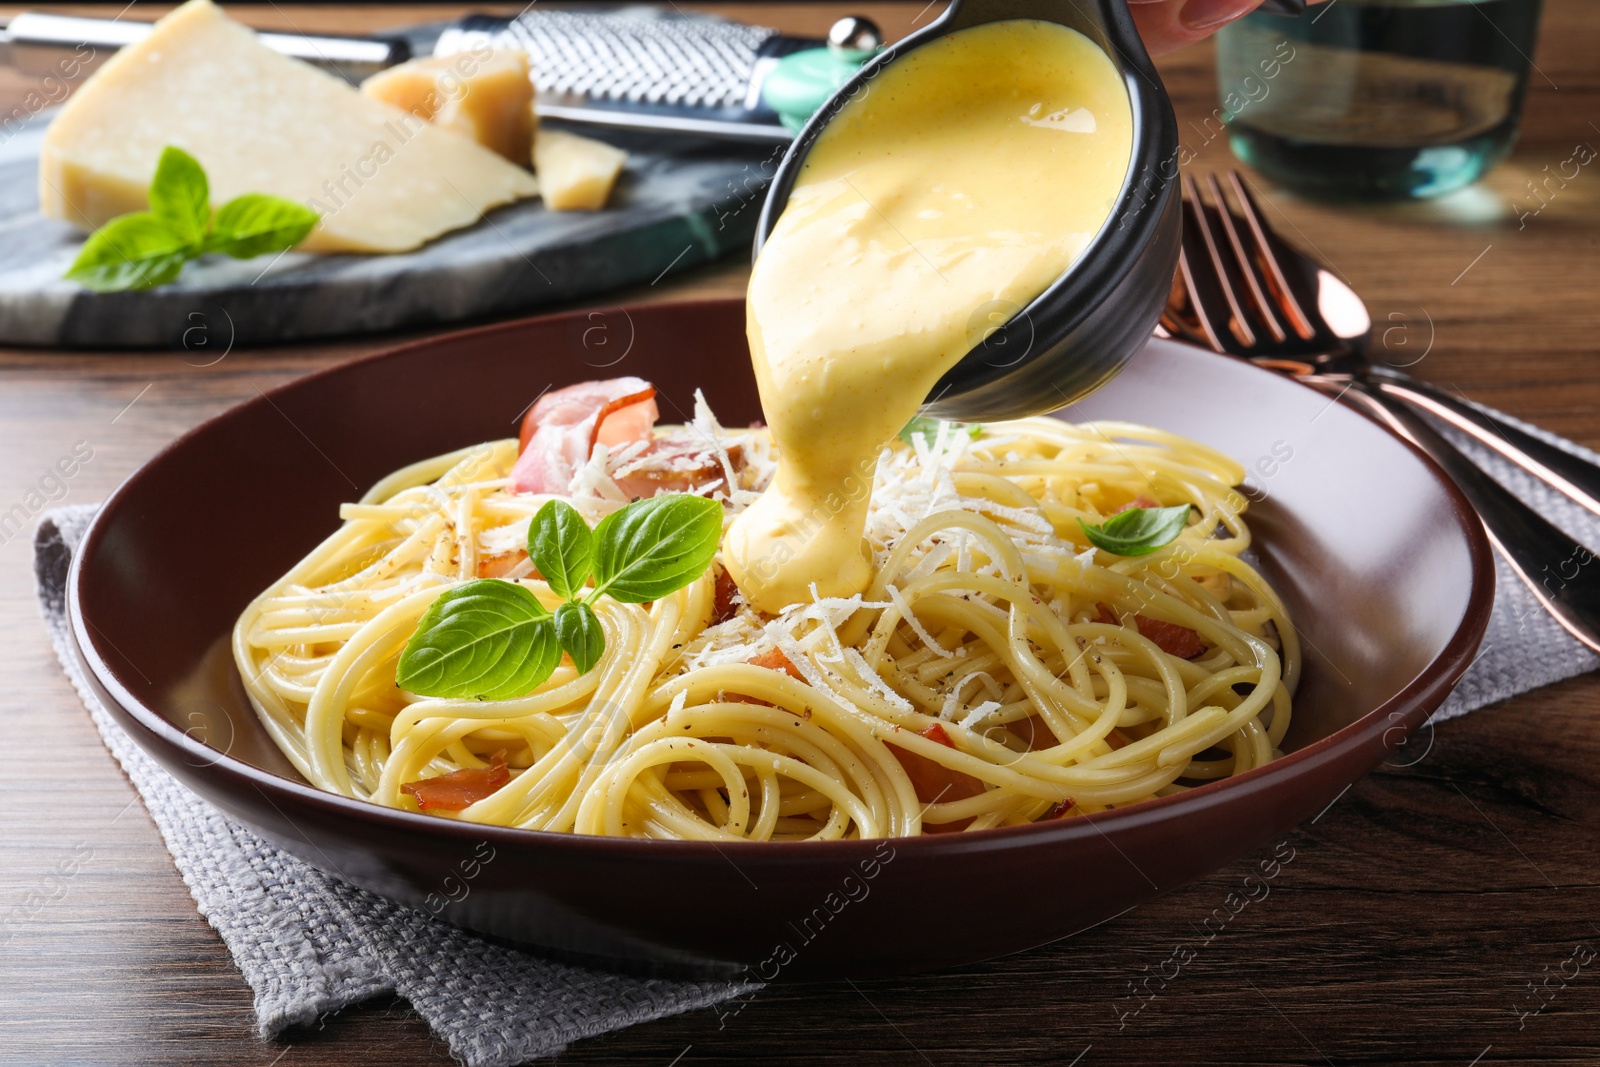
0 6 844 142
435 10 810 140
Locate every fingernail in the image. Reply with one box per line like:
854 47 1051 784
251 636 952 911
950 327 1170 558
1181 0 1258 31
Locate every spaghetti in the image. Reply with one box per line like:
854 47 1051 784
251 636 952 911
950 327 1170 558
234 398 1297 840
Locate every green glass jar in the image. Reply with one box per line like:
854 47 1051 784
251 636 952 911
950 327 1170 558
1216 0 1544 201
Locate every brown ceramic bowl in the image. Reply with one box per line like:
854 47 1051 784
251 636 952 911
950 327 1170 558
68 299 1493 980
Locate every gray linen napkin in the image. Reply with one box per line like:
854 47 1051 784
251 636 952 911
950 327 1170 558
30 401 1600 1064
33 505 756 1066
1430 409 1600 717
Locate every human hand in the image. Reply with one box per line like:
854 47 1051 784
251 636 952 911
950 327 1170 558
1128 0 1318 56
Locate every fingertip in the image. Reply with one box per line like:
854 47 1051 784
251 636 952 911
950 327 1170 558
1180 0 1264 32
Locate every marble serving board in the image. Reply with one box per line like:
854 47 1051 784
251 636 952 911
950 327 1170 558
0 114 777 349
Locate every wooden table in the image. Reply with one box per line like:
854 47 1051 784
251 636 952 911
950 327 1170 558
2 3 1597 1064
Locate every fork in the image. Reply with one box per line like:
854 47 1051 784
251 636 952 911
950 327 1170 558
1172 170 1600 654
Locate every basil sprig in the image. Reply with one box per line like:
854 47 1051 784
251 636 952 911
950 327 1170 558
396 494 723 700
590 494 725 601
395 582 562 701
64 146 318 292
897 416 983 446
529 499 595 600
1078 505 1192 557
553 601 605 675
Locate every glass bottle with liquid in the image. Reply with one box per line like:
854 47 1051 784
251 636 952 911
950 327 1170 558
1216 0 1544 201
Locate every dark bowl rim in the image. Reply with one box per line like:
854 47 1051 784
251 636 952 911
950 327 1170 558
750 0 1181 406
67 298 1497 862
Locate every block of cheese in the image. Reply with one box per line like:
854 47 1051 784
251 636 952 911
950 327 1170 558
361 50 537 165
40 0 539 254
534 130 627 212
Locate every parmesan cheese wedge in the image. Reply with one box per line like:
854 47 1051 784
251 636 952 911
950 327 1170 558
40 0 539 254
361 49 537 165
534 129 628 212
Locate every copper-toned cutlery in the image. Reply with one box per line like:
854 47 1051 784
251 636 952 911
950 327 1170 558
1173 170 1600 653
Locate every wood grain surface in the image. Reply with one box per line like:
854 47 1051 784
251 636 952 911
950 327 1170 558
1 4 1597 1065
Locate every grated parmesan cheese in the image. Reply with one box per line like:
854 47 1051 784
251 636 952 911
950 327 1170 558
885 583 953 658
956 700 1004 729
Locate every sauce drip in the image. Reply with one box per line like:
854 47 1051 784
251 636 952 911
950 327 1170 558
726 20 1135 612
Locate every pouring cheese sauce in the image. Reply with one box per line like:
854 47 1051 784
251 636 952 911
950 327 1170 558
236 12 1301 842
724 19 1135 613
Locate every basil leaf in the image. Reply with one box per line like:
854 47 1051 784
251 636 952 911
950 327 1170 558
554 600 604 675
205 193 318 259
898 416 940 444
63 150 319 291
528 499 594 600
147 146 209 249
396 580 559 700
897 416 982 445
63 213 192 292
591 494 723 603
1078 505 1192 557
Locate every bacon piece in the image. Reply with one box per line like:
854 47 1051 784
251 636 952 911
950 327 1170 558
509 378 658 495
1133 615 1206 660
614 432 746 500
749 647 805 681
892 723 986 834
1094 603 1205 660
596 396 659 450
1043 797 1079 821
712 568 743 624
476 550 530 579
401 751 511 812
1009 714 1057 751
1112 494 1161 515
720 647 805 706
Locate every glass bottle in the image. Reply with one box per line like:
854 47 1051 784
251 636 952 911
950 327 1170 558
1216 0 1544 201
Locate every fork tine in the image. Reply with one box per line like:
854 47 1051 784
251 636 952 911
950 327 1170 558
1224 172 1316 340
1180 173 1256 351
1177 218 1238 352
1161 269 1212 348
1204 173 1287 344
1161 266 1209 345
